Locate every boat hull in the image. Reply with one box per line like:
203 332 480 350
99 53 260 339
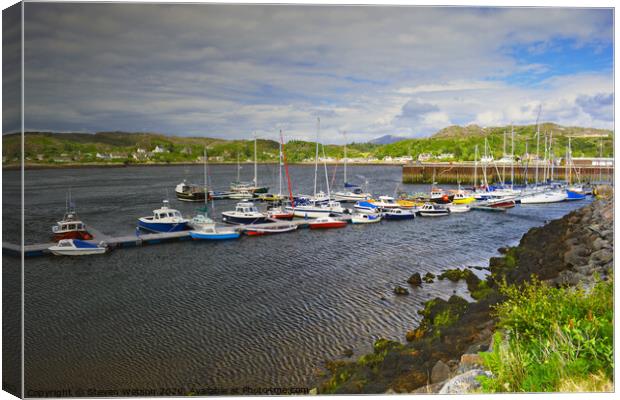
286 207 345 219
309 221 347 229
190 231 240 240
50 248 106 256
351 215 382 224
418 211 450 217
137 219 189 233
221 214 269 225
520 192 567 204
566 190 586 201
175 191 206 202
245 225 298 236
52 231 93 241
383 212 416 220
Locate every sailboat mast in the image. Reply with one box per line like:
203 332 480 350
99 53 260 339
313 117 320 197
322 143 331 199
510 125 514 189
278 131 283 197
236 152 240 182
502 130 506 185
280 131 294 203
568 137 572 185
203 147 208 210
343 131 347 185
253 134 258 187
473 144 478 188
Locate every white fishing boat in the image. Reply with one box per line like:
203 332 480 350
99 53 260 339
351 213 382 224
245 224 298 236
229 190 254 200
222 201 269 225
49 239 107 256
417 203 450 217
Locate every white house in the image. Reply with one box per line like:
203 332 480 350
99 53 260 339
153 145 168 153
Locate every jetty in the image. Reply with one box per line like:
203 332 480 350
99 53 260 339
402 162 613 184
3 218 329 258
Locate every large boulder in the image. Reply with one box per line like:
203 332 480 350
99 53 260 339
431 360 451 383
439 369 493 394
407 273 422 286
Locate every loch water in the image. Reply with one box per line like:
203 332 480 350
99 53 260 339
5 165 588 391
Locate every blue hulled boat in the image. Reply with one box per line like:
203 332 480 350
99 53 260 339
138 200 189 232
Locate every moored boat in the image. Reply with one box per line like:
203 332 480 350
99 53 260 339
353 200 381 214
49 239 107 256
221 202 269 225
190 226 241 240
244 223 298 236
566 189 587 201
417 203 450 217
308 217 348 229
138 200 189 232
52 194 93 241
382 208 416 220
519 190 567 204
446 203 471 213
351 213 382 224
175 180 207 202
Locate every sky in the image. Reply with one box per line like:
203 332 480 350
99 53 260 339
8 3 615 143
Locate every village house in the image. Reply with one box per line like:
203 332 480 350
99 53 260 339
152 145 168 153
417 153 432 162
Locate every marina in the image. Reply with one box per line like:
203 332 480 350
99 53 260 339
10 159 601 391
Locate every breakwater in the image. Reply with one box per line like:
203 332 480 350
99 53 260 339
319 194 613 394
402 162 613 184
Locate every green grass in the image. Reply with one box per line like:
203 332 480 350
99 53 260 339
479 276 613 392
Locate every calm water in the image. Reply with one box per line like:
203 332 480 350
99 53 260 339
7 165 588 392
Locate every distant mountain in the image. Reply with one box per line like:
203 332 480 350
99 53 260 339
432 123 612 139
369 135 408 144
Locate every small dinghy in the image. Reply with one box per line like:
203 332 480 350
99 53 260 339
308 217 347 229
190 223 240 240
49 239 107 256
417 203 450 217
446 203 471 213
382 208 416 220
245 224 298 236
266 205 295 220
351 213 382 224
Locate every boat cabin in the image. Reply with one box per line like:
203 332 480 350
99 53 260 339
234 202 261 215
53 219 87 234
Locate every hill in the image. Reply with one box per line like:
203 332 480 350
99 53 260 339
2 123 613 167
433 123 612 139
369 135 408 145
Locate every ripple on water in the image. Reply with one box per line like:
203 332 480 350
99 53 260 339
18 165 591 389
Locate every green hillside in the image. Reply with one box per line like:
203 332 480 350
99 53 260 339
2 123 613 167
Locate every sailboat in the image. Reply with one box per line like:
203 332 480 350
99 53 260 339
190 147 241 240
230 136 269 194
266 131 295 220
565 137 586 201
286 118 347 218
333 132 371 202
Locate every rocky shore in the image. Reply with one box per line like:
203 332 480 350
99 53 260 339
318 194 613 394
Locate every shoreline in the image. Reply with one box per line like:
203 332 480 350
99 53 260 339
319 194 613 394
2 161 408 171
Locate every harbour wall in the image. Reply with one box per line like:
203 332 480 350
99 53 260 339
402 162 614 184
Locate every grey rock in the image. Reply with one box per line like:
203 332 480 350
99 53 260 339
411 382 444 394
592 237 609 251
393 286 409 295
554 270 585 287
439 369 493 394
431 360 451 384
591 248 613 264
563 245 588 266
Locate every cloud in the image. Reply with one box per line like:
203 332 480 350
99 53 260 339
575 93 614 122
17 4 614 142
